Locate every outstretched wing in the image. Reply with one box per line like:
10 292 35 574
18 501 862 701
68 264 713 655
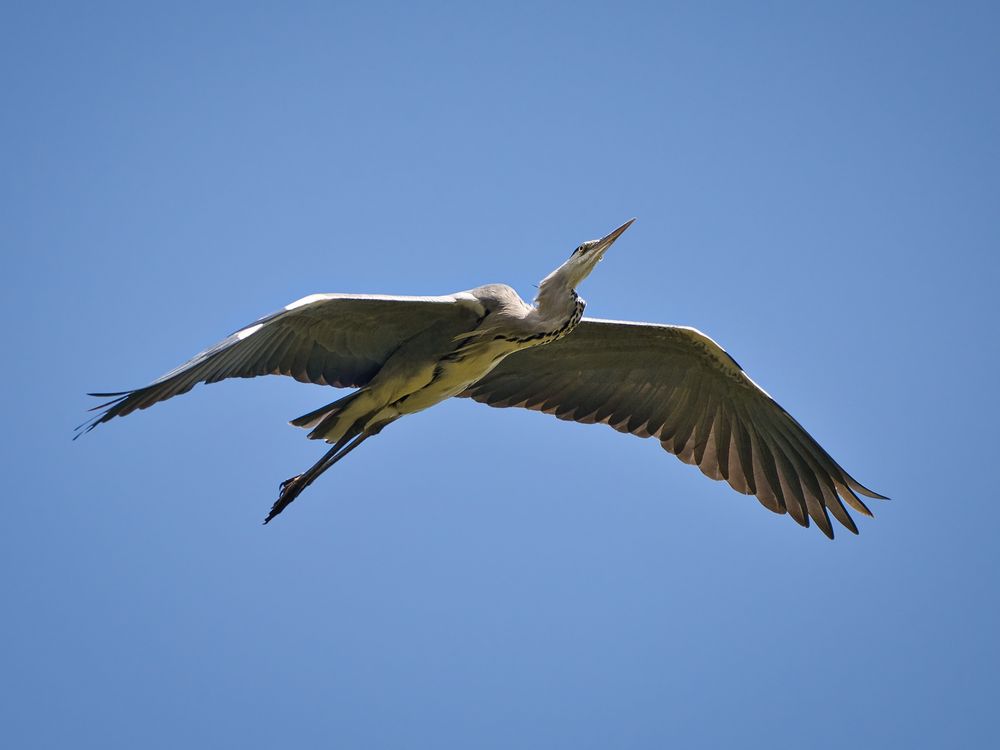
461 317 886 538
79 293 483 436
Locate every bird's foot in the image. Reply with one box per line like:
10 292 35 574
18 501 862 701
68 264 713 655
279 474 303 494
263 474 306 524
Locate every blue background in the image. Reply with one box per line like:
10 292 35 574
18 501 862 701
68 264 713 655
4 2 998 747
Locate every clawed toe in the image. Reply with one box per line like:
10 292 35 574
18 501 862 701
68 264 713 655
279 474 302 492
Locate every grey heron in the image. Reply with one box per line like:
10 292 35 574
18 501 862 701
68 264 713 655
79 219 886 536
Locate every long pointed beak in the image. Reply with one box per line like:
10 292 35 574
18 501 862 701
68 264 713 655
592 218 636 256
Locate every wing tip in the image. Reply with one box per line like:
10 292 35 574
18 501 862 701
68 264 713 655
853 482 890 501
74 390 137 438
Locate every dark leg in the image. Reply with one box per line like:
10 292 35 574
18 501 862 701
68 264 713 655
263 426 384 524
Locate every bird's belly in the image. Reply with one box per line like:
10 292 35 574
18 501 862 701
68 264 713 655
393 344 510 415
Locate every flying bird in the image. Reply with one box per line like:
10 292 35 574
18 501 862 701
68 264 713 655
79 219 885 536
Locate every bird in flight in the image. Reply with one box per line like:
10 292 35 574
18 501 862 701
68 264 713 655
79 219 885 536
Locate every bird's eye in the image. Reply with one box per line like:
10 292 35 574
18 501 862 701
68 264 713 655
572 245 585 256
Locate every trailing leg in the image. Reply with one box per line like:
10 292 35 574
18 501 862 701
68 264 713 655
263 422 389 524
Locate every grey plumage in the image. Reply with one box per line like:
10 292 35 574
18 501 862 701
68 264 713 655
80 219 886 535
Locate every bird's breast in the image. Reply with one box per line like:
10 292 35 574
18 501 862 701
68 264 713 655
390 296 585 416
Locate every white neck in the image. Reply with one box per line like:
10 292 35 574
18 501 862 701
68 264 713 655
534 269 578 321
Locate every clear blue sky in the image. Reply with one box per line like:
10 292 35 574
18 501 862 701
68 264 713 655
4 2 998 747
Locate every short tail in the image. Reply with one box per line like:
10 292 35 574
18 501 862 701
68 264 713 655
289 392 359 431
291 390 383 443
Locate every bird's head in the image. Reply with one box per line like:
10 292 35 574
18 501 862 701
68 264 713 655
537 219 635 304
